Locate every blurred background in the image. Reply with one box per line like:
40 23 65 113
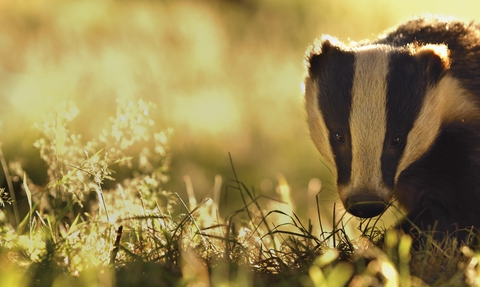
0 0 479 228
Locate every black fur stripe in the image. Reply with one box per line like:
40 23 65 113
309 44 355 185
381 49 445 188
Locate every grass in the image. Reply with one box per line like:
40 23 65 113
0 100 479 287
2 1 480 286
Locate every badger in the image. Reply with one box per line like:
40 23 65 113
304 17 480 243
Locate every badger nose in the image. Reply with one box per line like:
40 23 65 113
344 194 387 218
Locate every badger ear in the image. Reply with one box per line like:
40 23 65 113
306 35 344 77
414 44 451 83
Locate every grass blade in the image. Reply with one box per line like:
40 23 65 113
0 144 19 226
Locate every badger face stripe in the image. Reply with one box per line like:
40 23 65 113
394 76 474 182
305 76 337 169
346 45 391 200
392 46 452 182
306 40 355 183
382 51 433 188
317 50 355 185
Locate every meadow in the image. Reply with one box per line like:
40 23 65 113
1 0 480 286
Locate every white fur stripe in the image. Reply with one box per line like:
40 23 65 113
346 45 391 198
304 76 336 169
395 75 478 181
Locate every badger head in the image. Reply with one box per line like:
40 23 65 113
304 36 457 218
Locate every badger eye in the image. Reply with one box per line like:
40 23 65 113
391 135 401 146
334 132 345 143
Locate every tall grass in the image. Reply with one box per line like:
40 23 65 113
0 100 478 286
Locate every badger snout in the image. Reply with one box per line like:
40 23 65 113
344 194 388 218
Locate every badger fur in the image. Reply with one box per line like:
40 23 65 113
304 17 480 243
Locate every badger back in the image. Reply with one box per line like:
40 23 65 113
304 36 478 218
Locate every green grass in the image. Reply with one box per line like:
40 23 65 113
0 100 478 287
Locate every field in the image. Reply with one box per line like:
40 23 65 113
1 0 480 286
